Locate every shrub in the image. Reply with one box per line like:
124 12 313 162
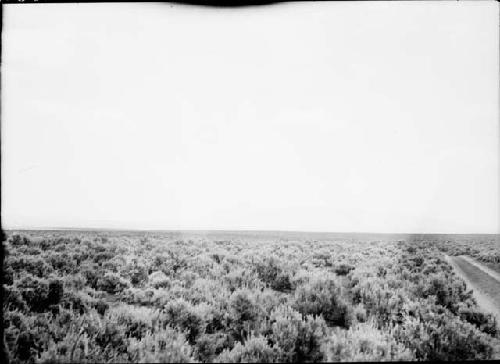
293 278 350 328
334 263 355 276
210 252 225 265
229 289 262 341
204 304 231 334
47 279 64 306
96 272 130 294
121 287 154 306
254 257 292 292
6 256 53 278
3 285 27 312
35 313 126 363
38 239 56 251
95 300 109 316
3 266 14 285
37 320 100 363
215 335 276 363
352 304 368 323
4 311 30 359
129 266 149 287
95 321 128 355
457 303 497 337
9 234 30 247
14 331 36 361
224 268 262 293
81 264 101 289
268 304 328 362
61 290 95 314
393 313 497 360
406 246 417 254
195 333 229 362
16 274 50 312
110 305 160 340
93 251 115 265
4 309 29 332
162 299 205 344
420 274 472 312
127 327 196 363
326 320 414 361
148 271 172 289
7 231 500 363
254 289 280 316
62 274 87 291
47 253 77 274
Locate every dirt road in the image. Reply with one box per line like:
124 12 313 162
445 255 500 322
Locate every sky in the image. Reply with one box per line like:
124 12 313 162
2 1 499 234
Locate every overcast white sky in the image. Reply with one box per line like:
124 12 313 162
2 1 498 233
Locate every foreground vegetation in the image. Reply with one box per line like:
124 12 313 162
2 231 500 362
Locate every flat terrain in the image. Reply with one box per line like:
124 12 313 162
447 255 500 321
3 231 500 362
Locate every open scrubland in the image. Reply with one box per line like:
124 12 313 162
2 231 500 363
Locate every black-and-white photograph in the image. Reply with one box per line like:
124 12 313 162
1 0 499 362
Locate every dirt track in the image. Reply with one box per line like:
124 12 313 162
446 255 500 322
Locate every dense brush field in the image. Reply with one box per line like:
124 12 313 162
2 231 500 363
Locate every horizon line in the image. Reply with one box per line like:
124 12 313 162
2 226 499 236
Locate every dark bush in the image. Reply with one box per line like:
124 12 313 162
17 246 42 256
38 239 55 251
406 246 416 254
95 321 127 354
95 300 109 316
81 265 101 289
229 290 262 341
16 274 49 312
457 304 497 336
420 274 472 312
148 271 171 289
129 266 148 286
3 285 27 312
6 256 53 278
267 305 328 362
3 267 14 285
195 333 229 362
15 331 36 361
9 234 30 247
215 335 277 363
127 327 196 363
93 251 115 265
334 263 355 276
61 290 94 314
254 257 292 292
162 299 205 344
47 279 64 306
393 313 496 361
47 253 76 274
4 310 28 332
49 304 60 316
293 278 350 328
413 256 424 267
96 272 129 294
